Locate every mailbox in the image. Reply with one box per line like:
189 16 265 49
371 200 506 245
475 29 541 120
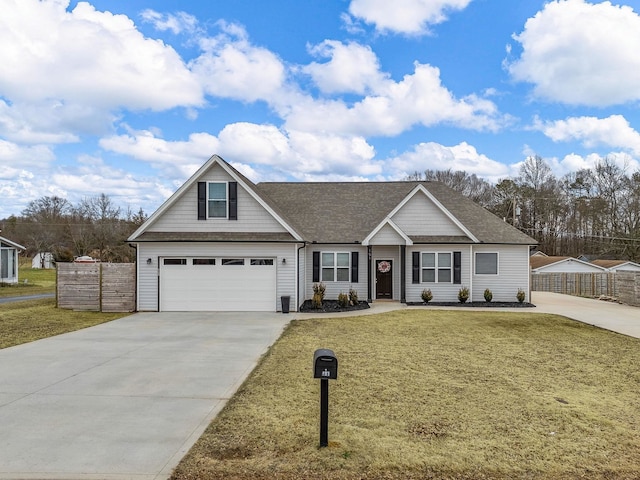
314 349 338 380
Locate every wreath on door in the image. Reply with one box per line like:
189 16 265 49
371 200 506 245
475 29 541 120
377 261 391 273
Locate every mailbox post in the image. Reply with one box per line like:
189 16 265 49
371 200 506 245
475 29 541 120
313 349 338 447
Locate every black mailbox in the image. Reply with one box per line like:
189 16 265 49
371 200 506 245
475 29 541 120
314 349 338 380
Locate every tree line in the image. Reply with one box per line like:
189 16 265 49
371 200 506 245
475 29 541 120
408 155 640 262
1 194 146 264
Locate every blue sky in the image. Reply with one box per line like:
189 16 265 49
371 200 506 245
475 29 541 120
2 0 640 218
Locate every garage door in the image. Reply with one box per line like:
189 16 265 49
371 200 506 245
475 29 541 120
160 257 276 311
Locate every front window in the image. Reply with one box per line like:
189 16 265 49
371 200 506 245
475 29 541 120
422 252 452 283
476 253 498 275
208 182 227 218
321 252 350 282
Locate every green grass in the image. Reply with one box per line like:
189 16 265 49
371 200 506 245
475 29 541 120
172 309 640 480
0 262 56 298
0 298 130 349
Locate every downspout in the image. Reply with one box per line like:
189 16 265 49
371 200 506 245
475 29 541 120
367 245 372 303
129 242 139 312
469 244 473 301
400 245 406 303
296 242 307 311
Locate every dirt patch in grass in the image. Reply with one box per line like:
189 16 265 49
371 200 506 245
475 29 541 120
171 310 640 480
0 298 129 349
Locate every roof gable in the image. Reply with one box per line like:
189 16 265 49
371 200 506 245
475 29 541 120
388 185 476 242
0 236 25 250
530 256 607 272
364 219 413 246
129 155 302 241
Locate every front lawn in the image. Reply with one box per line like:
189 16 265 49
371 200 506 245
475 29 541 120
172 309 640 480
0 298 129 349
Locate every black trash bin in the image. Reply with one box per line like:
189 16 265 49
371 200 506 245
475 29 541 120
281 295 290 314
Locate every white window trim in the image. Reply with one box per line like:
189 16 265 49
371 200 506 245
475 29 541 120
421 251 453 284
475 252 499 275
207 181 228 219
321 251 351 282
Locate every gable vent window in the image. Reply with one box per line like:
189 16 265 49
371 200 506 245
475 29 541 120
208 182 227 218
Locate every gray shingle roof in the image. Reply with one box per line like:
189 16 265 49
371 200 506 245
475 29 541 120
256 181 536 245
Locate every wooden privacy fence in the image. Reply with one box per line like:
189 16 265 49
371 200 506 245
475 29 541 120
57 263 136 312
531 272 640 306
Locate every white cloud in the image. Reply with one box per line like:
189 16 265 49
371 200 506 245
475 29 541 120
534 115 640 156
99 122 381 180
286 63 504 136
347 0 472 35
508 0 640 106
0 139 55 169
190 22 286 103
554 152 640 177
140 10 199 35
0 0 203 112
303 41 388 95
388 141 510 181
99 129 219 178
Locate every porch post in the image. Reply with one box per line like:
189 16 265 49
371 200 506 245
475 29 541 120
367 245 372 303
400 245 406 303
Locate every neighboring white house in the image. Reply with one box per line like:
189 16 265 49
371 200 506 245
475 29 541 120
530 255 607 274
32 252 54 269
0 235 25 284
591 259 640 272
128 155 537 312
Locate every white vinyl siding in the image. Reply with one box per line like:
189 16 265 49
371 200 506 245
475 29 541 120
148 163 287 233
136 242 297 312
391 191 467 237
368 224 406 245
472 245 530 302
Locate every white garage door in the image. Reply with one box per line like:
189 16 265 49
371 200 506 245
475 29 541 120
160 257 276 311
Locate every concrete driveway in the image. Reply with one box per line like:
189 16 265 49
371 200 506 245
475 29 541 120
0 311 289 480
530 291 640 338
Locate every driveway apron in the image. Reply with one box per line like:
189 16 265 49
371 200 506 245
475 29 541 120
0 312 289 480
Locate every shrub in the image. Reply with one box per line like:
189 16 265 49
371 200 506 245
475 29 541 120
348 287 358 305
484 288 493 302
458 286 469 303
337 292 349 308
421 289 433 303
312 282 326 308
517 288 526 303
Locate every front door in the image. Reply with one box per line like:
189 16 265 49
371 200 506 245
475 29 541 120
376 260 393 299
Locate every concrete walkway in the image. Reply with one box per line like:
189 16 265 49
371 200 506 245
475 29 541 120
0 312 289 480
0 293 55 304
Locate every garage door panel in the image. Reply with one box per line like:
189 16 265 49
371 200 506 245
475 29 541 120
160 258 276 311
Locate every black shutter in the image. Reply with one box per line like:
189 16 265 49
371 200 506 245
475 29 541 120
228 182 238 220
312 251 320 283
453 251 462 284
412 252 420 284
351 252 359 283
197 182 206 220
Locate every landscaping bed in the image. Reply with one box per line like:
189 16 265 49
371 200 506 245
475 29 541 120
299 299 370 313
407 301 535 308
